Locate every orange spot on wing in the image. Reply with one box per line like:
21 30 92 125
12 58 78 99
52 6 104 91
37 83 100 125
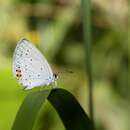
16 68 22 80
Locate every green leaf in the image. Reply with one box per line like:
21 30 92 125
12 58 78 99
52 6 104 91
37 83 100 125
12 88 92 130
12 89 51 130
48 88 92 130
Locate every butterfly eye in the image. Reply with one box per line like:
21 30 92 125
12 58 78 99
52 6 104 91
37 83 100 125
53 73 58 79
30 59 32 61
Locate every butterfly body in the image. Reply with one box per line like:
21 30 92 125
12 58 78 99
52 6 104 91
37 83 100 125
12 39 57 90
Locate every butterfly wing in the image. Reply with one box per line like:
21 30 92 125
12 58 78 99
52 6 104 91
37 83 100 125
12 39 54 89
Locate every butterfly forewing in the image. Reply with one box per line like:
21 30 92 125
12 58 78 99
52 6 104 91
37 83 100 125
12 39 54 89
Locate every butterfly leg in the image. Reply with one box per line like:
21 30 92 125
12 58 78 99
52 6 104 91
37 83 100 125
23 86 27 90
52 81 57 88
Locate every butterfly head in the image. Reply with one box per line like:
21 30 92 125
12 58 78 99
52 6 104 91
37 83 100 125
53 73 58 80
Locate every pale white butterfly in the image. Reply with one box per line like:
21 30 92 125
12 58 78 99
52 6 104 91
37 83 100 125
12 38 58 90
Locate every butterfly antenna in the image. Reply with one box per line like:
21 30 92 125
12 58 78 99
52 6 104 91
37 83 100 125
56 69 74 75
64 69 74 74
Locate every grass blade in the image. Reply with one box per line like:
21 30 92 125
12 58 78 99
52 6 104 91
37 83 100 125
80 0 94 129
12 88 92 130
48 88 92 130
81 0 94 125
12 90 51 130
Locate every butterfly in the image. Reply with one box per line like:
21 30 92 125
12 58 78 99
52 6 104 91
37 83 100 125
12 38 58 90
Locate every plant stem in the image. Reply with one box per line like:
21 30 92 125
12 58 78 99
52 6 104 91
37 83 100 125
80 0 95 129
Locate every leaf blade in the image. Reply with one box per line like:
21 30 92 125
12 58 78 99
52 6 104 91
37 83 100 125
12 88 92 130
48 88 92 130
12 90 51 130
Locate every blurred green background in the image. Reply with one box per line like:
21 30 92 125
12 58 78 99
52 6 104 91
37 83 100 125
0 0 129 130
